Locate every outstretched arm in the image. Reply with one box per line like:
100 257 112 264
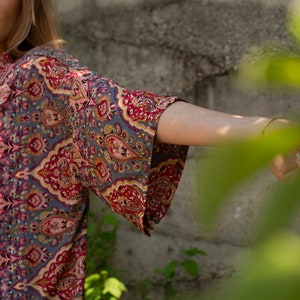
156 101 288 146
157 101 298 181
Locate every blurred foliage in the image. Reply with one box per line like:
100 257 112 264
85 271 127 300
220 232 300 300
196 127 300 300
197 125 300 231
194 1 300 299
85 209 127 299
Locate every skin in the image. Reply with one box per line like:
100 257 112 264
0 0 20 53
157 102 299 180
157 101 271 146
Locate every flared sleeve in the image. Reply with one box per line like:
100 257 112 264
70 71 189 235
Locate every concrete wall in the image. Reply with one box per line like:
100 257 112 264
54 0 299 298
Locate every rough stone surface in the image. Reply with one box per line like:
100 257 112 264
54 0 299 298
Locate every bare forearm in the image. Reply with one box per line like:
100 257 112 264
156 102 284 146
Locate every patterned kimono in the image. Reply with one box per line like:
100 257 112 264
0 46 188 299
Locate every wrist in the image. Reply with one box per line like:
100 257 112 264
261 117 292 137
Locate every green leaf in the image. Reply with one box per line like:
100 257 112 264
103 277 127 299
156 261 178 278
103 214 119 226
265 56 300 87
85 273 101 286
84 287 96 297
197 126 300 226
182 248 207 257
238 48 300 89
181 260 199 278
287 0 300 44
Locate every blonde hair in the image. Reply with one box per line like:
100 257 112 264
8 0 62 57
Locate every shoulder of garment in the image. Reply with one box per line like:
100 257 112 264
17 46 89 72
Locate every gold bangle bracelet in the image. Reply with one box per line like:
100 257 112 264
261 117 279 137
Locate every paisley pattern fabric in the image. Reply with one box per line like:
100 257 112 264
0 46 188 299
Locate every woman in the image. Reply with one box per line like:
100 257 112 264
0 0 297 299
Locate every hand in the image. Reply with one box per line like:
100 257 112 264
269 150 300 181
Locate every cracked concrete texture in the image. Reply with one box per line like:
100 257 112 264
58 0 290 71
55 0 300 298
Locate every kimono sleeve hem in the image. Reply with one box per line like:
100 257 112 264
141 98 189 236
